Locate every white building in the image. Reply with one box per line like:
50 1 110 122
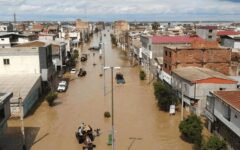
0 24 13 32
205 91 240 150
172 67 237 116
0 41 55 82
0 33 36 48
0 74 41 117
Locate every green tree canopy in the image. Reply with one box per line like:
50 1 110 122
179 114 203 146
153 81 178 111
201 136 227 150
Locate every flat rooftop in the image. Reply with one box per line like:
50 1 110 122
0 74 40 103
172 67 235 83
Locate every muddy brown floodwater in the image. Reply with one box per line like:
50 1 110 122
0 28 193 150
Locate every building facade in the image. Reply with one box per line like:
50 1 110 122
171 67 237 116
196 26 217 41
0 92 12 135
163 46 231 75
205 91 240 150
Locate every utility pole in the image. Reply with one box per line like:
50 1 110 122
19 97 26 150
181 83 185 121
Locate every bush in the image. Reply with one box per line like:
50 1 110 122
201 136 227 150
153 81 178 111
46 92 58 106
179 114 203 146
139 70 146 80
104 111 111 118
73 50 79 59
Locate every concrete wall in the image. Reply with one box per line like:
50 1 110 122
172 74 237 115
221 38 234 48
196 28 217 41
0 92 12 135
214 97 240 137
22 77 41 116
0 55 40 74
234 41 240 49
0 37 11 48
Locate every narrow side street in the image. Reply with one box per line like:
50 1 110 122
1 29 192 150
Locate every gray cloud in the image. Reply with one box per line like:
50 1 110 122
0 0 240 21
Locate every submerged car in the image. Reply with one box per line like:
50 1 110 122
115 73 125 84
57 81 68 92
78 68 87 77
81 54 88 62
88 46 100 51
70 68 77 74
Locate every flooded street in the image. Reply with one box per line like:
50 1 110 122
1 29 193 150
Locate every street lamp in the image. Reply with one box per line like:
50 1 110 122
104 66 121 150
18 97 26 150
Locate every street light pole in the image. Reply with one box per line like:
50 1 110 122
104 66 120 150
111 67 114 150
103 43 106 96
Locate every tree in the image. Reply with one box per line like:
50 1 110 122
201 136 227 150
153 81 178 111
73 50 79 59
179 114 203 146
152 22 160 33
139 70 146 80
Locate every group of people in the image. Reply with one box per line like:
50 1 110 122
76 123 100 150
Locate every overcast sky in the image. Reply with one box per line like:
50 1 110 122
0 0 240 21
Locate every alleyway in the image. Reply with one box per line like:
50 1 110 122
0 28 192 150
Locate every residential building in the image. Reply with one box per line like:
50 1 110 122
220 35 240 49
47 25 59 34
205 91 240 150
0 24 13 32
0 41 55 82
75 19 90 42
0 75 41 117
140 35 201 77
31 23 44 35
51 41 67 71
172 67 237 116
163 45 231 77
196 26 217 41
39 33 57 41
15 23 26 32
0 92 12 134
0 32 37 48
114 20 130 50
114 20 130 32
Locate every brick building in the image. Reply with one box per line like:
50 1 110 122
163 44 231 76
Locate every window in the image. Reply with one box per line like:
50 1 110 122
164 63 167 68
169 65 171 70
149 45 151 50
165 51 167 56
3 59 10 65
208 35 212 39
219 87 226 91
1 39 4 41
0 108 5 123
169 52 172 57
209 29 212 33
